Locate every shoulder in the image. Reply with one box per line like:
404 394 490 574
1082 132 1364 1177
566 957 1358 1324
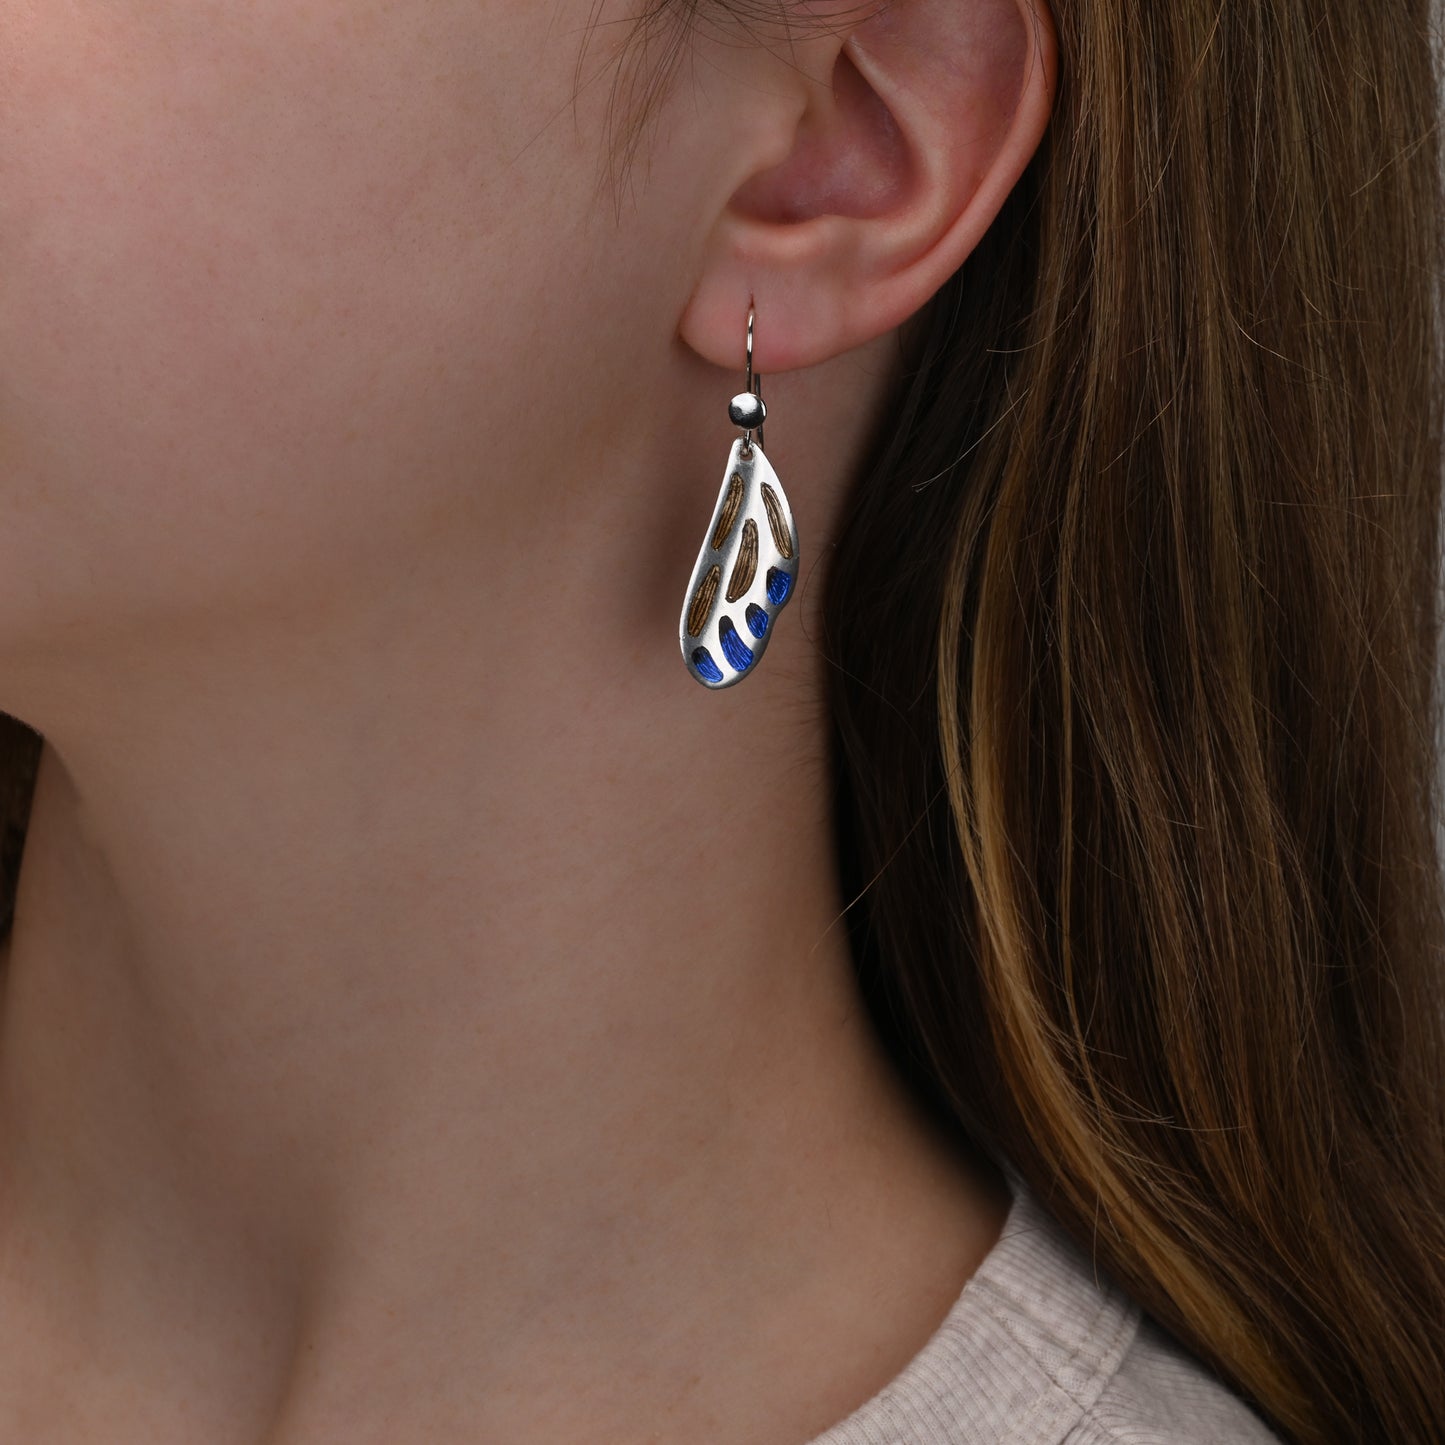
808 1173 1288 1445
977 1178 1285 1445
1059 1310 1285 1445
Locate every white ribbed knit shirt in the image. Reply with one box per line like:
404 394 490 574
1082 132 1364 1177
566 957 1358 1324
803 1172 1286 1445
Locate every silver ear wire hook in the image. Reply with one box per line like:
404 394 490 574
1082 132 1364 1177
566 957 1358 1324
728 300 766 453
744 301 764 453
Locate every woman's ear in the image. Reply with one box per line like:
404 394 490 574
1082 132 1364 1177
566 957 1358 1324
678 0 1057 374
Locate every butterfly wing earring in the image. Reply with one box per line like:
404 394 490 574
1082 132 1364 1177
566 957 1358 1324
679 302 800 689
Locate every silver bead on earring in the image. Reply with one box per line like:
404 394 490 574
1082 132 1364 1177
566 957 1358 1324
678 301 800 689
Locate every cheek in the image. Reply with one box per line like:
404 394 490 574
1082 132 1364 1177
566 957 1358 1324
0 0 608 656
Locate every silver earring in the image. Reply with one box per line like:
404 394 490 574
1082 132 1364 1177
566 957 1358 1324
678 301 800 689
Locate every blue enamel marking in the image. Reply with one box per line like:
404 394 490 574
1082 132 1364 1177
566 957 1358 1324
766 567 792 605
718 616 754 671
691 646 723 683
745 603 769 639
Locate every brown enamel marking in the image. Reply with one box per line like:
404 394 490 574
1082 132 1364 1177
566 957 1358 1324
726 520 758 602
711 472 745 550
687 564 720 637
761 483 793 559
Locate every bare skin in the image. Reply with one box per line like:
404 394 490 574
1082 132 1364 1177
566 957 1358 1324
0 0 1053 1438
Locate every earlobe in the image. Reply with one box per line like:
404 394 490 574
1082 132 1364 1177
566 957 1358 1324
679 0 1056 375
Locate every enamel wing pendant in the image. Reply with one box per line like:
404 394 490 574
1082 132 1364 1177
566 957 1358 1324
678 308 799 689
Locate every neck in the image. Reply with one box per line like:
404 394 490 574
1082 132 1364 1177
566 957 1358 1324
0 526 1009 1440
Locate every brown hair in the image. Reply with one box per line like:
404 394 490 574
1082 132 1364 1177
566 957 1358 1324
592 0 1445 1441
2 0 1443 1439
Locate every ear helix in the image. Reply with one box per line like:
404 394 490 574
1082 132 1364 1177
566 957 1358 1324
678 301 800 689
